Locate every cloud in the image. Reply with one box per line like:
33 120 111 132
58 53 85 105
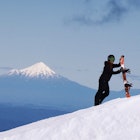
100 0 128 23
0 67 12 75
128 0 140 8
0 67 13 70
0 67 13 74
69 0 140 26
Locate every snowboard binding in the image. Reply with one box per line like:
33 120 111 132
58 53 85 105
124 82 132 88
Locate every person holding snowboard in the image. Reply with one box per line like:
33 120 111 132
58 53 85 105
94 55 129 106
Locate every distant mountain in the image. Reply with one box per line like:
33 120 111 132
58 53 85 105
0 62 94 111
8 62 57 78
0 62 139 132
0 103 68 132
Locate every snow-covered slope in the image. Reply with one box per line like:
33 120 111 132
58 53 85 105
8 62 57 78
0 95 140 140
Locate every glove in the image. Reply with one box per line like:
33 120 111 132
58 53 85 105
120 68 131 73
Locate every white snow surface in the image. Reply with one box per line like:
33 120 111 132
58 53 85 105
0 95 140 140
8 62 56 78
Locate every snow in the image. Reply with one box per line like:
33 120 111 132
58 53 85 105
0 95 140 140
8 62 56 78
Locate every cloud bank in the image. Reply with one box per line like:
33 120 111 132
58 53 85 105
0 67 13 74
69 0 140 25
0 67 12 71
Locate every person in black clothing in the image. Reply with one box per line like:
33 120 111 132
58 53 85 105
94 55 129 106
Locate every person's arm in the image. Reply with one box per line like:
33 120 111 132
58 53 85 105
112 69 121 74
113 63 120 68
113 68 130 74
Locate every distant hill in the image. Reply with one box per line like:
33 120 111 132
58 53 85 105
0 62 94 111
0 62 139 132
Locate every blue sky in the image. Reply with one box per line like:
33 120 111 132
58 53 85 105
0 0 140 91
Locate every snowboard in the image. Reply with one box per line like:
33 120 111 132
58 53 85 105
120 55 132 97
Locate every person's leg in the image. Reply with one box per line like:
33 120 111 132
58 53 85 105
94 80 104 106
95 90 102 105
99 82 109 104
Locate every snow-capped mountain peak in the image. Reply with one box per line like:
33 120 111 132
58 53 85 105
8 62 56 78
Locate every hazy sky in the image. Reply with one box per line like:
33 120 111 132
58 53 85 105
0 0 140 91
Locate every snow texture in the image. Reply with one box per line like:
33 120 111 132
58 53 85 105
0 95 140 140
8 62 56 78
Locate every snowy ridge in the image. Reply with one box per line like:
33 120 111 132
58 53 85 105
0 95 140 140
8 62 57 78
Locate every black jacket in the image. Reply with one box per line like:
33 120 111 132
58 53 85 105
99 61 120 82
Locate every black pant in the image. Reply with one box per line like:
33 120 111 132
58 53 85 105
94 79 109 106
